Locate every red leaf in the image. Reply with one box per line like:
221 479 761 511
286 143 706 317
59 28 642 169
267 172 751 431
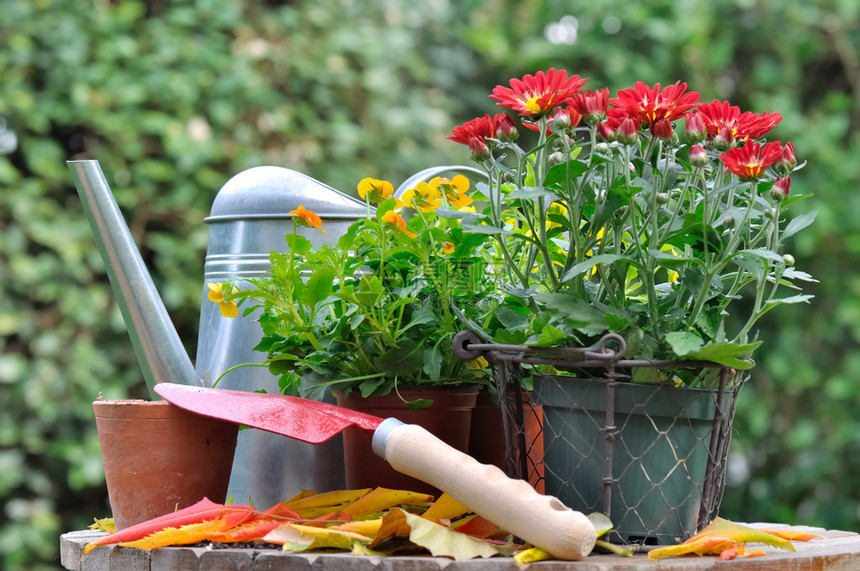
83 498 253 555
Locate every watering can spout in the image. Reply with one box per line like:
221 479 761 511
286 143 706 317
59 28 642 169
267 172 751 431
68 160 203 398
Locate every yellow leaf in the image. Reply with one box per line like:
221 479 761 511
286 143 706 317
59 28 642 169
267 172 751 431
343 488 434 518
422 493 471 522
514 547 553 564
401 509 504 560
648 517 797 560
88 518 115 533
282 488 372 512
328 518 383 536
263 523 372 552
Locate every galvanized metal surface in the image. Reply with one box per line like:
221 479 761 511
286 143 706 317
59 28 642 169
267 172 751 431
68 160 203 398
197 166 367 504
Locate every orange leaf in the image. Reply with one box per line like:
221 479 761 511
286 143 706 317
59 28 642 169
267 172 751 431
213 520 287 543
450 514 500 539
756 528 823 542
367 509 412 549
83 498 253 555
718 544 740 561
120 518 234 550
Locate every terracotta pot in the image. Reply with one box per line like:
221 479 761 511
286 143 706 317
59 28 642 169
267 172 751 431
337 387 478 495
469 389 544 493
93 399 238 530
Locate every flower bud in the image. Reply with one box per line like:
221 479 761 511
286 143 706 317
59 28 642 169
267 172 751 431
773 141 796 177
651 118 673 140
689 144 708 168
594 142 611 154
595 122 614 142
548 151 567 166
712 126 734 152
616 116 639 146
468 136 491 162
685 112 706 144
721 215 735 228
770 176 790 201
783 254 795 266
655 192 670 204
550 111 571 133
497 114 519 143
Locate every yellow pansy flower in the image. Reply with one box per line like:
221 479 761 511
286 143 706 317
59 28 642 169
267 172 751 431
357 178 401 207
207 282 239 318
401 181 442 212
431 175 473 208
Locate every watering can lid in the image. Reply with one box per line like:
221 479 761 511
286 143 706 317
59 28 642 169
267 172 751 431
205 166 367 223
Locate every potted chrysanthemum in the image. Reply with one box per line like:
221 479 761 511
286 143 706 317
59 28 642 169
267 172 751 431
443 69 815 543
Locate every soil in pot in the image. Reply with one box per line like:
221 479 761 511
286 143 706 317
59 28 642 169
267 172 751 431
337 387 478 496
93 399 238 530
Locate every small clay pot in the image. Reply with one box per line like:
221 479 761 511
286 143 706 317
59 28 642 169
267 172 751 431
93 399 238 530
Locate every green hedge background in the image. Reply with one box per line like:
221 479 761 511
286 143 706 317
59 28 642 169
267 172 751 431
1 0 857 567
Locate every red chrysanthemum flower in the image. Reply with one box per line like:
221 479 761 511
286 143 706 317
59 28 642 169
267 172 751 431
698 100 782 142
720 139 783 180
490 68 587 117
447 114 506 146
610 81 700 136
570 88 609 125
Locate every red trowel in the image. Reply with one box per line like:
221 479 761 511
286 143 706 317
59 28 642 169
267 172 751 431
154 382 595 559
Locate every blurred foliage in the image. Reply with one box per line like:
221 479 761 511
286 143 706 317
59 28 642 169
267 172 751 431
0 0 857 567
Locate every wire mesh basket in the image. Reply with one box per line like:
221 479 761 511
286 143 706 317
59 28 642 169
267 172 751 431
453 330 747 546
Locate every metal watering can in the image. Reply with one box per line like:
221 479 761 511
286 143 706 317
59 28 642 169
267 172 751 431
68 159 482 506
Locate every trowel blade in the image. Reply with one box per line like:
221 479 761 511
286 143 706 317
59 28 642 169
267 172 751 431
154 383 382 444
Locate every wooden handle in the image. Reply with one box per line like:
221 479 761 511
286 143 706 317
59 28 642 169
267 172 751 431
373 419 595 560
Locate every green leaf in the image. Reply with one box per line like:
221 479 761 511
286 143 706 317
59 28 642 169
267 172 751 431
285 233 313 256
544 159 589 186
666 331 705 356
685 341 761 369
422 346 443 380
374 339 424 376
301 267 336 307
782 209 817 239
355 274 385 306
536 323 566 346
561 254 625 282
533 293 608 336
506 185 559 201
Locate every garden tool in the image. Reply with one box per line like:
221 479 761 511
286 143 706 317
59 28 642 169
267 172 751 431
154 382 596 560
